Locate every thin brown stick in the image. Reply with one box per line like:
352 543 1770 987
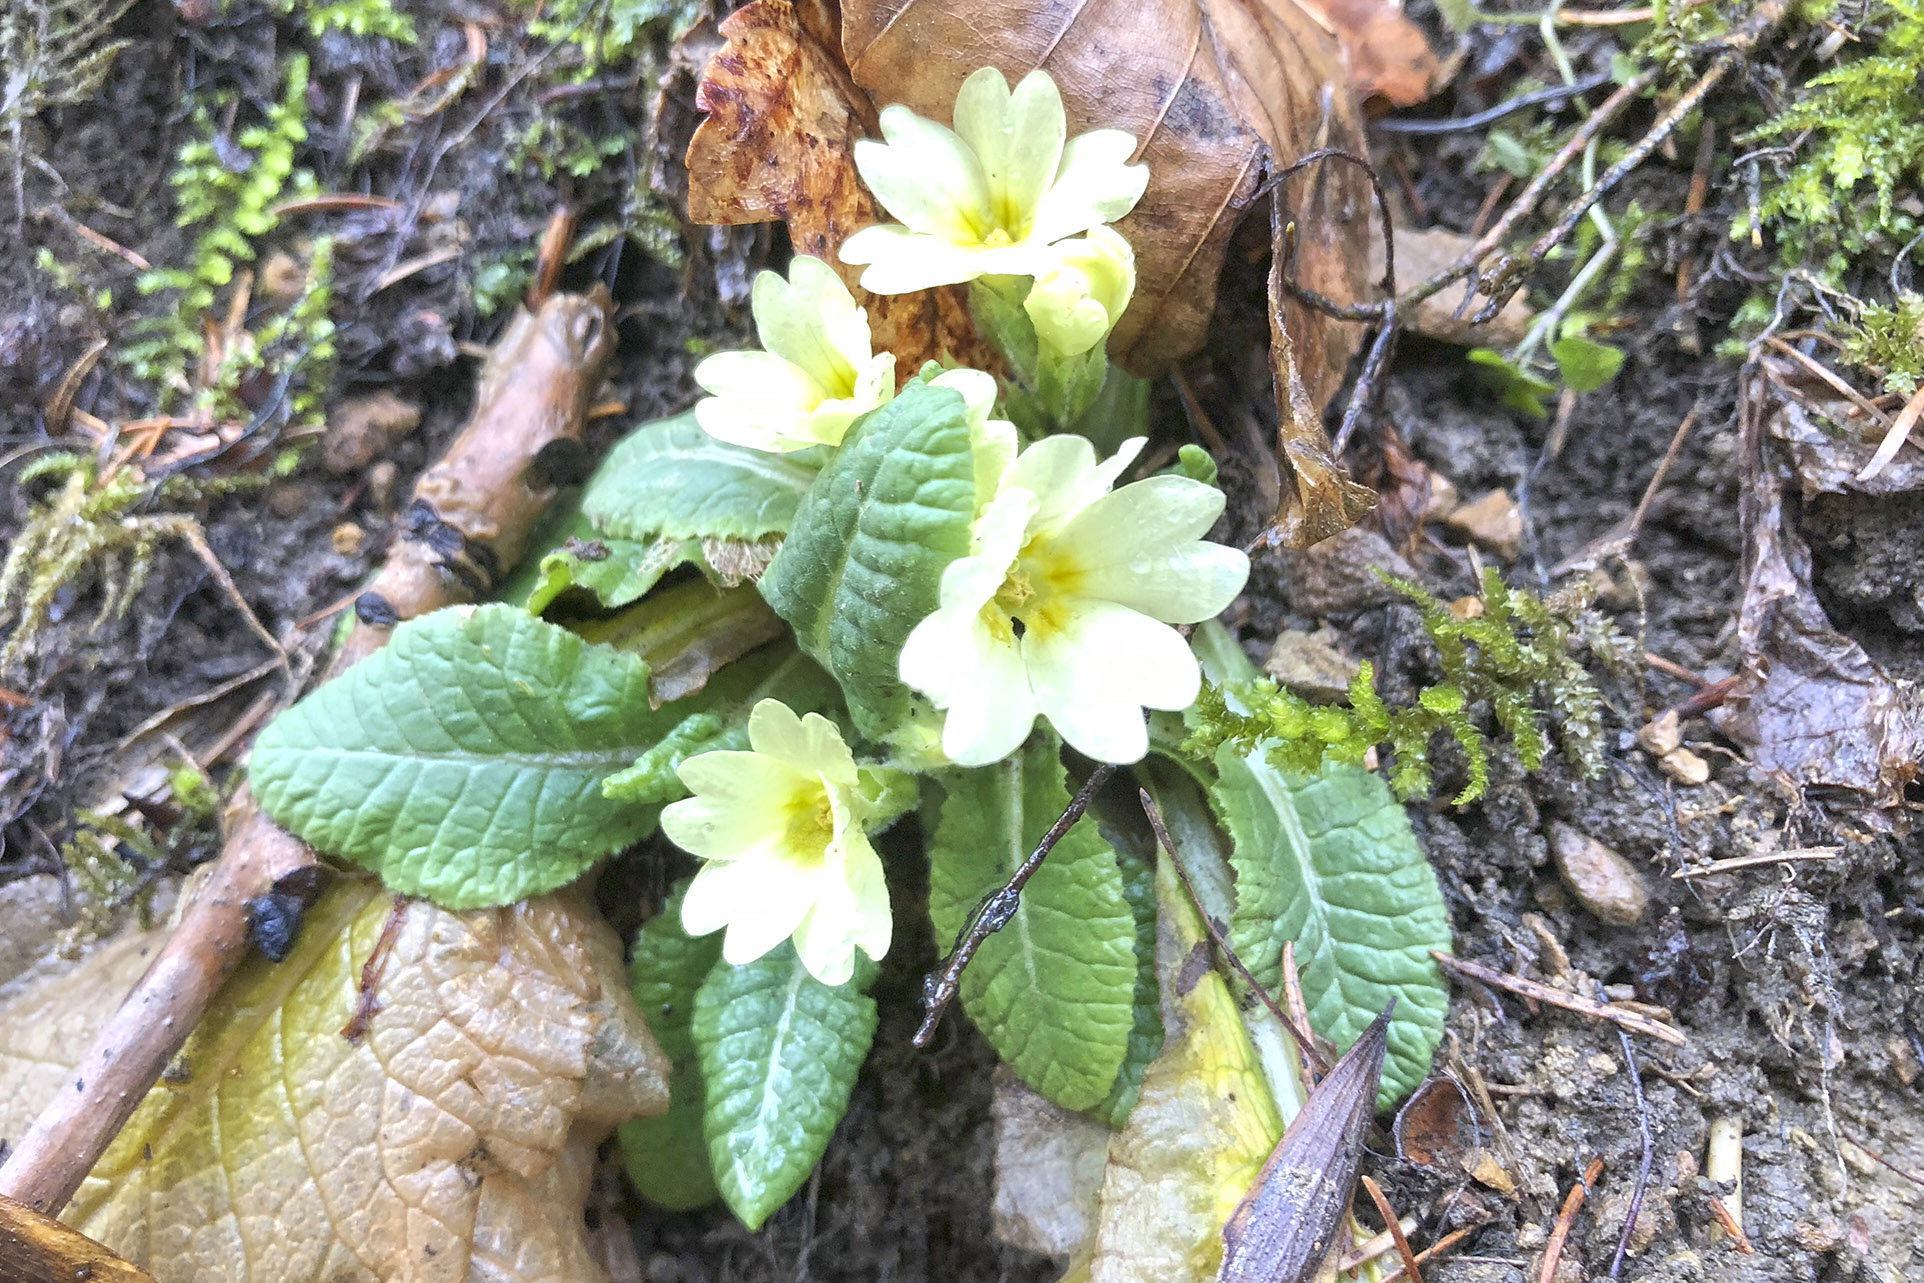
1281 941 1317 1079
1360 1176 1425 1283
1762 337 1892 429
1143 789 1331 1075
1541 1157 1605 1283
0 285 616 1216
1706 1197 1755 1252
1857 378 1924 480
1434 952 1687 1045
911 764 1118 1047
1377 1226 1476 1283
1672 847 1840 878
1644 652 1708 687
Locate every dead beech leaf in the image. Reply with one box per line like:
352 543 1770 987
1071 853 1282 1283
1719 367 1924 813
0 886 669 1283
684 0 1001 376
840 0 1377 398
1263 291 1375 548
1293 0 1438 109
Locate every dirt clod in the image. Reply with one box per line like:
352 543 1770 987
1263 626 1362 701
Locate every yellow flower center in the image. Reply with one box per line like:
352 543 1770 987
782 782 836 860
977 540 1082 645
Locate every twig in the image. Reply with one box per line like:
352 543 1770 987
1377 1226 1476 1283
1762 337 1892 429
1555 405 1701 572
1146 791 1330 1075
1361 1176 1425 1283
1671 673 1738 720
1371 75 1611 135
1841 1134 1924 1189
1706 1197 1754 1252
1672 848 1840 878
1434 952 1688 1045
911 764 1118 1047
1643 652 1708 687
1609 1016 1654 1278
1282 941 1317 1079
1541 1157 1605 1283
1857 379 1924 480
0 286 617 1216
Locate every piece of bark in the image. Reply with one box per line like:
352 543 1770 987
0 286 617 1217
0 1191 156 1283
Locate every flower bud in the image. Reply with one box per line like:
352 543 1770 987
1023 226 1136 357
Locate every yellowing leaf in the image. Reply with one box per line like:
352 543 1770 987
1076 852 1283 1283
0 886 669 1283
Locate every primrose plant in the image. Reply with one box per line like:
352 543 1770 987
250 67 1461 1233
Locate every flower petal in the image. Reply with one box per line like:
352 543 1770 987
841 225 1014 294
1002 435 1146 536
931 367 1018 508
694 350 835 452
746 699 861 787
1023 599 1201 763
792 820 891 985
855 108 991 243
952 67 1066 237
1051 475 1250 621
751 257 869 394
1029 129 1149 246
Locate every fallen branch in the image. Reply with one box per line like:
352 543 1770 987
1541 1156 1605 1283
0 284 616 1217
1433 952 1688 1045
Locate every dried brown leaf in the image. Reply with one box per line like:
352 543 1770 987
839 0 1377 393
684 0 1000 375
1261 286 1375 548
0 886 668 1283
1719 367 1924 812
1292 0 1439 109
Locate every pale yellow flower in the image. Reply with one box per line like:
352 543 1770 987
693 256 895 453
663 700 890 985
898 437 1249 766
839 68 1148 294
1024 226 1136 357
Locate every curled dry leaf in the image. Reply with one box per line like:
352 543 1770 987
1263 294 1375 548
0 886 669 1283
684 0 1001 376
839 0 1377 398
1719 367 1923 813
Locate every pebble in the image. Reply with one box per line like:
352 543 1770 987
1660 747 1711 785
1443 489 1523 558
1263 627 1361 701
332 523 368 557
323 391 422 475
1637 708 1683 756
1550 822 1650 926
1276 525 1416 616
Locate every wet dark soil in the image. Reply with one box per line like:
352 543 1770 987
2 1 1919 1280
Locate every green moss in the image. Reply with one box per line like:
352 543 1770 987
0 0 136 223
1841 291 1924 394
521 0 706 68
1183 570 1605 804
1740 0 1924 266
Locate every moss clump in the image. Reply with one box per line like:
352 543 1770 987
1184 570 1606 804
0 0 136 224
1740 0 1924 272
1841 291 1924 395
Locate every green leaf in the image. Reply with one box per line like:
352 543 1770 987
694 943 878 1230
928 736 1138 1111
1549 335 1627 394
759 382 977 742
620 883 724 1210
1467 348 1555 419
1087 827 1163 1129
250 604 679 908
1214 750 1451 1109
527 534 697 614
583 410 820 543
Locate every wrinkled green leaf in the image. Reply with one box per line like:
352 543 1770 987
1087 830 1163 1129
759 382 976 742
929 737 1137 1112
1215 750 1450 1108
694 943 878 1230
251 604 677 908
1550 334 1627 394
621 883 725 1211
1468 348 1555 419
583 410 819 543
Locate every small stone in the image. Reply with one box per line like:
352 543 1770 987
366 460 400 513
257 251 307 302
323 391 422 474
1468 1149 1517 1194
267 482 317 520
1443 489 1523 558
1276 525 1417 616
1660 747 1711 786
1887 1037 1920 1087
1794 1220 1845 1252
1263 626 1362 702
1637 709 1683 757
1449 594 1485 621
1423 472 1460 521
332 523 368 557
1550 822 1650 927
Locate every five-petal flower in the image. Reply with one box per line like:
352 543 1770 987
663 700 891 986
693 256 896 454
898 436 1250 766
839 68 1148 295
1024 225 1137 357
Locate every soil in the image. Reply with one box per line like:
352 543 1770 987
2 1 1919 1281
